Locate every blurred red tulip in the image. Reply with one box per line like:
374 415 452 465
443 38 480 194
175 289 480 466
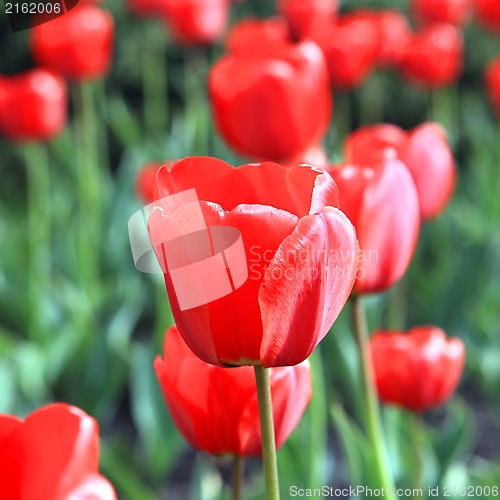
475 0 500 32
209 19 331 161
368 326 465 412
0 69 67 142
30 6 114 81
342 9 411 69
160 0 230 45
346 122 456 220
411 0 472 26
148 157 358 367
154 326 312 455
400 23 463 88
276 0 339 40
327 158 420 294
345 123 408 165
0 403 117 500
376 10 411 68
305 13 378 89
135 163 163 203
485 56 500 118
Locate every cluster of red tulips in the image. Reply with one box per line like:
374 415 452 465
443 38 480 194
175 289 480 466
0 0 496 497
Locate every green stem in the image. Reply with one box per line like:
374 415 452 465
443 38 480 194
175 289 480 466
351 295 395 492
231 455 244 500
409 412 423 497
184 48 210 156
25 143 50 341
254 366 280 500
385 278 408 330
358 71 385 126
330 91 351 157
308 349 328 488
74 82 101 298
142 24 168 140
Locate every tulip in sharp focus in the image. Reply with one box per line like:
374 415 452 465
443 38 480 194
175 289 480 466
368 326 465 412
0 69 67 142
154 326 312 455
30 6 114 81
0 403 117 500
209 19 332 161
148 157 358 367
411 0 472 26
276 0 339 40
485 56 500 118
346 122 456 220
475 0 500 32
327 158 420 294
305 13 379 90
400 23 463 88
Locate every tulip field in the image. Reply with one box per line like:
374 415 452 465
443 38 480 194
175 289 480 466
1 0 500 498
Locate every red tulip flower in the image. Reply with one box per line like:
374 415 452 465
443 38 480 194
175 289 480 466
276 0 339 40
30 6 114 81
136 163 164 203
368 326 465 412
400 23 463 88
475 0 500 32
0 69 67 142
327 158 420 294
209 19 332 161
340 9 411 69
376 10 411 68
154 326 312 455
485 56 500 118
411 0 472 26
0 403 117 500
346 122 456 220
148 157 358 367
305 13 379 90
160 0 230 45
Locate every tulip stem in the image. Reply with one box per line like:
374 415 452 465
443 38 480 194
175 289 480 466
142 24 168 140
75 82 101 298
351 295 395 492
25 142 51 341
254 366 280 500
231 455 244 500
409 412 423 496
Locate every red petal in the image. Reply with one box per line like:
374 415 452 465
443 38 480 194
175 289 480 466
259 206 358 367
356 159 420 293
238 162 338 217
0 404 99 500
157 157 258 212
157 158 338 217
149 202 298 365
0 415 22 446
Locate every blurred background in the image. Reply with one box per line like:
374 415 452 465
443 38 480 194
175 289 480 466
1 0 500 498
